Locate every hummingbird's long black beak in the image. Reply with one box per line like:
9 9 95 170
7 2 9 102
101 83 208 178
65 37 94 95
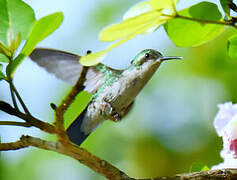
160 56 183 61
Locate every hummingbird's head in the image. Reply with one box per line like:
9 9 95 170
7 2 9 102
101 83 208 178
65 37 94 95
130 49 182 67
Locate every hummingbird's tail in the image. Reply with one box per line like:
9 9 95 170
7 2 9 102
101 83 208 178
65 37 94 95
67 108 90 146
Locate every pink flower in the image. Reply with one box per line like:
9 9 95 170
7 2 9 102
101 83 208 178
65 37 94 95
214 102 237 136
212 102 237 169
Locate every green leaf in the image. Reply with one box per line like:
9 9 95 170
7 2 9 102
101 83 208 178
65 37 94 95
164 2 225 47
227 34 237 59
189 163 209 172
7 12 63 76
0 0 35 47
80 50 107 66
0 64 5 81
65 91 91 129
220 0 231 16
0 54 9 63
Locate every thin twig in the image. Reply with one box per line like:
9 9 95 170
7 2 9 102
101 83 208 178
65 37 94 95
55 66 89 143
161 13 237 29
9 82 19 110
0 101 56 134
9 80 31 115
229 0 237 13
0 121 31 127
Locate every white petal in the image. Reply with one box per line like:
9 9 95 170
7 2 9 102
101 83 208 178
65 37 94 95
214 102 237 136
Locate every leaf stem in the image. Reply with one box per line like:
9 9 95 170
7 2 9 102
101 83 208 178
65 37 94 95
161 13 237 28
171 0 177 15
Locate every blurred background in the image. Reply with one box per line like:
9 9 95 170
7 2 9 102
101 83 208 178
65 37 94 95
0 0 236 179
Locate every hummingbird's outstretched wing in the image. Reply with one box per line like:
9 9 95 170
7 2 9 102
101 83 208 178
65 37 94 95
30 48 120 146
29 48 104 93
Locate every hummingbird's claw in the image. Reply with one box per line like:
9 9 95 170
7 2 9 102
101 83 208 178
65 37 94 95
101 98 121 122
111 113 121 122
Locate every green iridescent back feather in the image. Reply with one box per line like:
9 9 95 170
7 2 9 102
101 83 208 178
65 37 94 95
92 64 122 100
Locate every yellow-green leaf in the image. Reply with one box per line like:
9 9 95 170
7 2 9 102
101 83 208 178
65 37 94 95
100 10 161 41
65 91 91 129
80 50 107 66
108 19 166 50
123 1 152 20
201 166 210 171
149 0 178 10
189 163 210 172
144 23 161 33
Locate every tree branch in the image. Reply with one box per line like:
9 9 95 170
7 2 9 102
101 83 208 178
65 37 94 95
1 136 237 180
157 169 237 180
0 137 30 150
0 135 131 180
55 66 89 142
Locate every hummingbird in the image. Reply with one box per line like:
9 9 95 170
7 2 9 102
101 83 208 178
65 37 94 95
29 48 182 146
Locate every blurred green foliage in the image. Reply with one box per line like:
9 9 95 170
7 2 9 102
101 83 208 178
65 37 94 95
228 34 237 60
187 29 237 101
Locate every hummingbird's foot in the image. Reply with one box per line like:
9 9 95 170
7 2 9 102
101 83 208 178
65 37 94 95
111 113 122 122
101 99 121 122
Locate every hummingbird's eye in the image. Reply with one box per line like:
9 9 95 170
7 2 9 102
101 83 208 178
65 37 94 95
86 50 92 54
145 53 150 59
